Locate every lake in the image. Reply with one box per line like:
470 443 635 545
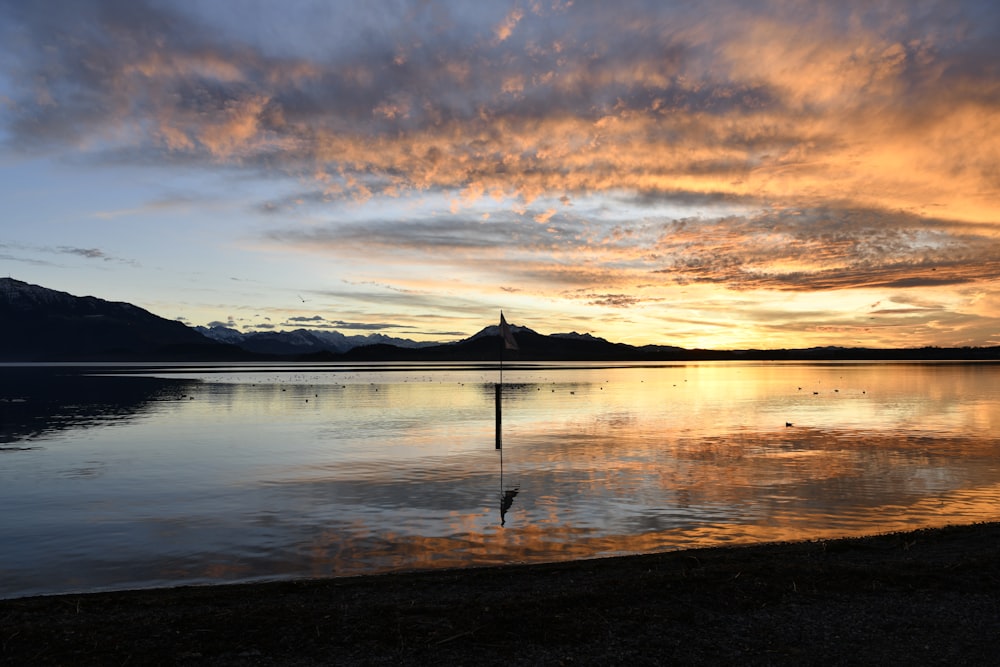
2 360 1000 599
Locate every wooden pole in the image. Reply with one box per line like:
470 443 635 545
496 310 503 450
495 382 502 449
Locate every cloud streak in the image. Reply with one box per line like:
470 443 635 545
1 242 136 267
266 205 1000 297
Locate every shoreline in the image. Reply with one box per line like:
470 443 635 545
3 521 1000 665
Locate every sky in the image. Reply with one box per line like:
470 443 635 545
1 0 999 349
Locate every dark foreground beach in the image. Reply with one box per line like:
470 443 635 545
3 522 1000 666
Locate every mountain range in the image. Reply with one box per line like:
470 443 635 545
192 325 436 356
3 277 999 362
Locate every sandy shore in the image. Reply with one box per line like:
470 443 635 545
3 522 1000 665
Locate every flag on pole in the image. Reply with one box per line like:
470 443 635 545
499 311 519 350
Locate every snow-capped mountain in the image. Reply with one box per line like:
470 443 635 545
0 278 224 361
194 325 436 355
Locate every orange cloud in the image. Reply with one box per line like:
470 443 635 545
494 7 524 43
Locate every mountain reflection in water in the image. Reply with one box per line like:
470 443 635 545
2 361 1000 599
0 366 197 445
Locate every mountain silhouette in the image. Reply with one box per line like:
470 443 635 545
3 278 1000 362
0 278 244 361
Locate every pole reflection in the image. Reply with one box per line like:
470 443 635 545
497 381 520 527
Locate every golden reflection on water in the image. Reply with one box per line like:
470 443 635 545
3 362 1000 598
184 476 1000 587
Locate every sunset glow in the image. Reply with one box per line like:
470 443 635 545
2 1 999 348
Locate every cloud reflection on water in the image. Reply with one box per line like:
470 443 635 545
2 362 1000 599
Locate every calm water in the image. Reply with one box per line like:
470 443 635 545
2 361 1000 599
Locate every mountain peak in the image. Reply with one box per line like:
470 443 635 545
467 322 536 341
0 278 219 361
551 331 608 343
1 277 82 307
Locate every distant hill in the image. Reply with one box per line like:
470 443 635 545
334 326 1000 362
340 324 649 361
0 278 245 361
